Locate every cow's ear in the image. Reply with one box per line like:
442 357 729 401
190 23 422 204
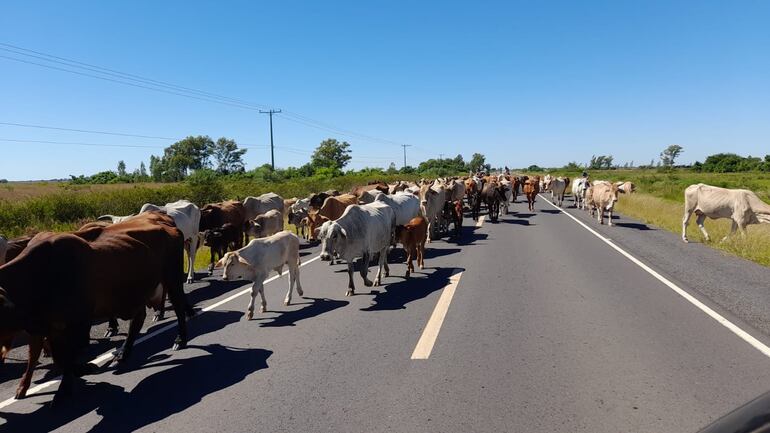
214 255 227 268
339 227 347 238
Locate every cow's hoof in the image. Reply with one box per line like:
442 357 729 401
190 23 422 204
345 290 354 297
405 271 410 278
186 278 194 284
207 271 214 276
260 305 267 313
246 311 254 320
682 237 689 243
15 387 27 400
364 279 373 287
374 279 381 286
104 328 118 338
297 289 304 297
152 313 163 322
608 223 613 227
284 299 290 306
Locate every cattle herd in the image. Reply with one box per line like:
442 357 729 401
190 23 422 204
0 172 769 406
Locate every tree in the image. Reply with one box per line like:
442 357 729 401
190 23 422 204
149 135 214 181
469 153 486 172
117 160 126 176
212 137 247 174
660 145 683 167
139 162 148 178
311 138 351 170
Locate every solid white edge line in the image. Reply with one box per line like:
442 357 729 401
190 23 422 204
0 254 322 409
537 194 770 359
475 215 485 227
411 270 464 360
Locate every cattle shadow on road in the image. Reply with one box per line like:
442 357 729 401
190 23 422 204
0 344 272 433
500 218 531 226
513 213 535 218
185 279 250 308
540 209 562 214
360 267 463 312
615 222 653 230
258 297 349 327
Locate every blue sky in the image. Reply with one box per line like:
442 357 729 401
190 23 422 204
1 1 768 180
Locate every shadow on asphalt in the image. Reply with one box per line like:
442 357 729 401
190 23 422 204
258 297 349 327
514 213 535 218
185 279 250 309
424 248 461 260
615 222 653 230
361 266 463 312
540 209 562 214
500 218 531 226
0 314 263 433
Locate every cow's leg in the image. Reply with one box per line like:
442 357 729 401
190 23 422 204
374 248 387 286
0 333 14 364
360 252 373 287
417 241 425 269
426 221 432 243
682 209 694 242
695 213 710 241
116 308 146 362
258 278 268 314
50 320 89 405
405 245 413 278
346 262 356 297
15 335 44 399
104 317 119 338
607 208 614 227
721 219 739 242
186 237 197 284
287 261 303 302
246 281 260 319
208 248 216 276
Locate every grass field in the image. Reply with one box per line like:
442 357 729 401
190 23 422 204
535 169 770 267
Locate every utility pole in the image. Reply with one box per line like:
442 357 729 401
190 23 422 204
439 153 444 160
401 144 411 169
259 109 282 170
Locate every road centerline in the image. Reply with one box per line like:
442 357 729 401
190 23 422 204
411 270 464 360
537 194 770 360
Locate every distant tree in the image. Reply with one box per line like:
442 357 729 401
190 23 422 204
212 137 247 174
148 135 214 182
311 138 351 170
563 161 581 170
139 162 148 178
469 153 486 172
603 155 614 169
117 160 127 176
386 162 398 174
660 145 683 167
527 165 544 172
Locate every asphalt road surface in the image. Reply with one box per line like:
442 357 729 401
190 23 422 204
2 193 770 432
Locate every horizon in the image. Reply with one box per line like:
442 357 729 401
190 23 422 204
1 1 769 181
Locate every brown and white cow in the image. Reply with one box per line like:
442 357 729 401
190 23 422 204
588 181 622 225
307 194 358 240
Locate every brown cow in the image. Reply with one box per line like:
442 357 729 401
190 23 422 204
350 182 389 200
307 194 358 240
202 222 242 275
523 178 539 211
200 200 246 250
0 212 191 403
396 216 428 278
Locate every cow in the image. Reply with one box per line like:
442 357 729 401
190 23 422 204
287 208 309 239
523 179 539 212
284 197 298 209
395 216 428 278
139 200 201 284
444 199 462 237
572 177 590 210
350 182 389 200
246 209 284 239
202 223 242 275
480 182 505 222
420 181 447 242
309 192 332 210
215 231 303 319
200 200 246 250
243 193 284 242
549 177 570 207
359 189 384 204
616 181 636 194
682 184 770 243
0 212 191 403
307 194 358 240
541 174 552 192
374 191 421 226
588 181 622 225
465 178 479 214
318 202 396 296
499 179 513 214
446 179 466 203
389 181 411 194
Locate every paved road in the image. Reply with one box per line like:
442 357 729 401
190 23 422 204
2 194 770 432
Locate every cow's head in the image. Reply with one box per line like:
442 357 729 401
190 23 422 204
307 212 329 241
246 220 262 238
215 252 253 281
202 228 222 247
319 221 345 261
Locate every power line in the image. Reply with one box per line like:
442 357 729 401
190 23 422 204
0 121 176 140
0 137 269 150
0 43 412 149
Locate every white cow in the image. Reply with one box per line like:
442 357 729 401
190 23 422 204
445 179 466 203
216 231 302 319
549 177 570 207
419 181 447 243
0 236 7 266
541 174 553 192
374 191 421 226
246 209 285 239
500 179 513 214
318 201 396 296
572 177 590 210
140 200 201 284
587 181 622 225
243 193 284 240
682 183 770 243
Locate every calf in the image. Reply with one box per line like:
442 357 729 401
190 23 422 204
0 212 190 403
203 223 241 275
319 202 396 296
588 181 622 225
395 216 428 277
523 179 539 211
243 193 284 242
246 209 284 239
216 231 303 319
200 200 246 250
